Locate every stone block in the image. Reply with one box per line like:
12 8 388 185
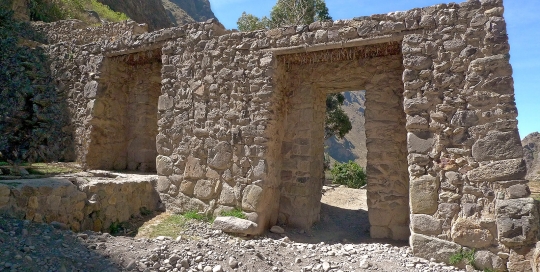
451 218 494 248
83 80 98 98
184 156 204 179
212 216 258 235
403 56 432 70
496 198 539 247
410 175 439 214
410 233 461 263
407 132 434 154
242 185 263 212
506 184 530 199
156 155 173 176
450 110 478 127
411 214 442 235
218 183 235 206
208 142 233 170
474 250 505 272
472 131 523 162
193 180 218 200
468 159 527 182
370 226 390 239
156 176 171 193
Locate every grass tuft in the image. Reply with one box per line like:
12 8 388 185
220 208 246 219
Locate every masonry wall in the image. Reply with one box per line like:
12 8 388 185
35 0 538 270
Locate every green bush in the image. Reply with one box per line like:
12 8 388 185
449 249 475 265
330 161 366 189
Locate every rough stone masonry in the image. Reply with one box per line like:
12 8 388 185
29 0 539 270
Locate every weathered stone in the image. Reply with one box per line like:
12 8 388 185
411 214 442 235
472 131 523 161
407 132 434 154
506 184 530 199
184 156 204 179
83 80 98 98
496 198 539 247
194 180 218 200
218 182 235 205
208 142 232 170
411 233 461 263
211 216 258 235
156 155 173 176
410 175 439 214
468 159 527 182
451 218 494 248
242 185 263 212
474 250 505 272
451 110 478 127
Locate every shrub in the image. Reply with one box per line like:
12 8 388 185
449 249 475 265
330 161 366 189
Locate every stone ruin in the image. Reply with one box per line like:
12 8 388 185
10 0 540 270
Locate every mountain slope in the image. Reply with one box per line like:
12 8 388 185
97 0 173 30
523 132 540 182
325 91 367 168
162 0 216 26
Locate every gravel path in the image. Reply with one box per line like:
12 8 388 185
0 187 469 272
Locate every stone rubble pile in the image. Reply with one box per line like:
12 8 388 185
0 217 468 272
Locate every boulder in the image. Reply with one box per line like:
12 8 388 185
211 216 258 235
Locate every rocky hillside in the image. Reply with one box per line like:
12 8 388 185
523 132 540 182
97 0 173 30
96 0 217 30
325 91 367 168
162 0 216 26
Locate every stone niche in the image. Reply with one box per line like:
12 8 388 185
86 49 162 172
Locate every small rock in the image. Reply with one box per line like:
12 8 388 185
212 265 223 272
270 225 285 234
229 257 239 268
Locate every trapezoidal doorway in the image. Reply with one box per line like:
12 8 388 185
86 49 162 172
275 42 410 240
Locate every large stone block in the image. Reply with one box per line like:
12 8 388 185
184 156 204 179
407 132 434 154
474 250 505 272
193 180 218 200
208 142 233 170
451 218 494 248
242 185 263 212
156 155 173 176
410 175 439 214
496 198 539 247
468 159 527 182
211 216 258 235
410 233 461 263
472 131 523 162
411 214 442 235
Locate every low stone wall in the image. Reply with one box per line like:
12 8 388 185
0 173 160 232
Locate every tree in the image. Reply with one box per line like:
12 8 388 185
237 0 352 141
237 0 331 31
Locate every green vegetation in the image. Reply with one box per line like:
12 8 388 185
27 0 128 23
220 208 246 219
237 0 331 31
25 163 80 175
449 249 475 266
330 161 366 189
183 210 213 222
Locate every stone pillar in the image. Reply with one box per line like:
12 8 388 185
364 63 409 240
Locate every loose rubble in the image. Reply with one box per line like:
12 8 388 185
0 216 467 272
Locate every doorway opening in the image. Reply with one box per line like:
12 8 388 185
275 42 410 241
86 49 162 172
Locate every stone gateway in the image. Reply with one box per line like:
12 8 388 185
31 0 539 269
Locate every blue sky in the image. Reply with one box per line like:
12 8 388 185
209 0 540 138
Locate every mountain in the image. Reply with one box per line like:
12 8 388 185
523 132 540 182
162 0 216 26
97 0 173 30
325 91 367 168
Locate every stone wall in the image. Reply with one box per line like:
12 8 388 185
0 174 160 232
33 0 538 269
